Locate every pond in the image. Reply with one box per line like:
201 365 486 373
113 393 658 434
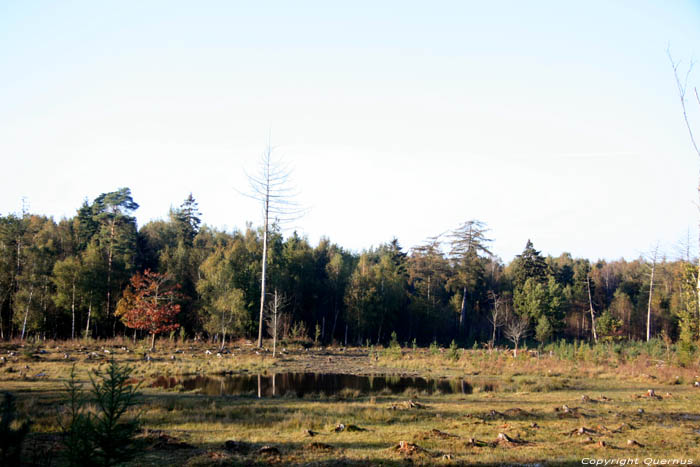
150 372 476 398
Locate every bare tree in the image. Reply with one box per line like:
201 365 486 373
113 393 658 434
586 275 598 344
265 289 289 358
669 49 700 316
504 313 529 358
487 290 506 348
242 143 303 348
645 243 660 342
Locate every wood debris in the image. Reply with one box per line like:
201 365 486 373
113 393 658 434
420 428 459 439
627 439 645 448
465 438 491 448
257 445 281 456
332 423 367 432
392 440 427 456
564 426 598 436
390 399 426 410
556 405 587 418
496 432 528 446
307 442 334 451
502 407 534 418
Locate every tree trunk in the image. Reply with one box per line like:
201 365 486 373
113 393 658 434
20 286 34 341
647 257 656 342
460 286 467 331
257 196 269 348
107 218 115 336
272 299 278 358
85 298 92 339
586 276 598 343
150 332 156 352
331 294 339 344
71 278 76 340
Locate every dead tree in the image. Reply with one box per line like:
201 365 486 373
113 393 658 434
669 49 700 317
265 289 289 357
487 290 506 348
586 276 598 343
646 243 660 342
504 314 529 357
242 143 303 348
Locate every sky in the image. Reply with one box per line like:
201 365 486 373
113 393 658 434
2 1 700 262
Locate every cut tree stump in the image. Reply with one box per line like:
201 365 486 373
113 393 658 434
392 440 427 455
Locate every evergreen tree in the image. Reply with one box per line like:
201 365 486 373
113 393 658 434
449 220 492 337
511 240 548 289
91 188 139 335
173 193 201 246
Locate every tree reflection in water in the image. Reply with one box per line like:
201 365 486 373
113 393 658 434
151 373 477 398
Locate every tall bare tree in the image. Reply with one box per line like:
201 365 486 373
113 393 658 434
645 243 660 342
586 275 598 343
243 143 303 348
669 49 700 316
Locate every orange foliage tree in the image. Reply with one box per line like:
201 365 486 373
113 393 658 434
116 269 181 351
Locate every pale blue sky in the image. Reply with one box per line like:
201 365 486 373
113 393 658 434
2 1 700 261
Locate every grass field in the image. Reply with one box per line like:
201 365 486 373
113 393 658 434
2 338 700 466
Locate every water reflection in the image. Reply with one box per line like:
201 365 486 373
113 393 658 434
151 372 475 398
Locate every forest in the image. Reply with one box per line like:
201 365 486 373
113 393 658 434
1 187 697 352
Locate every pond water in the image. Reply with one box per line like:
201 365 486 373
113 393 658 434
151 372 476 398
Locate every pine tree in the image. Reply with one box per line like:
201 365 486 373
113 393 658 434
173 193 201 246
512 240 548 289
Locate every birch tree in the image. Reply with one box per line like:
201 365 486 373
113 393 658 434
242 145 303 348
265 289 289 357
645 243 659 342
669 50 700 317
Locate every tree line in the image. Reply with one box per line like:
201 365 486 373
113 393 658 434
0 187 698 350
